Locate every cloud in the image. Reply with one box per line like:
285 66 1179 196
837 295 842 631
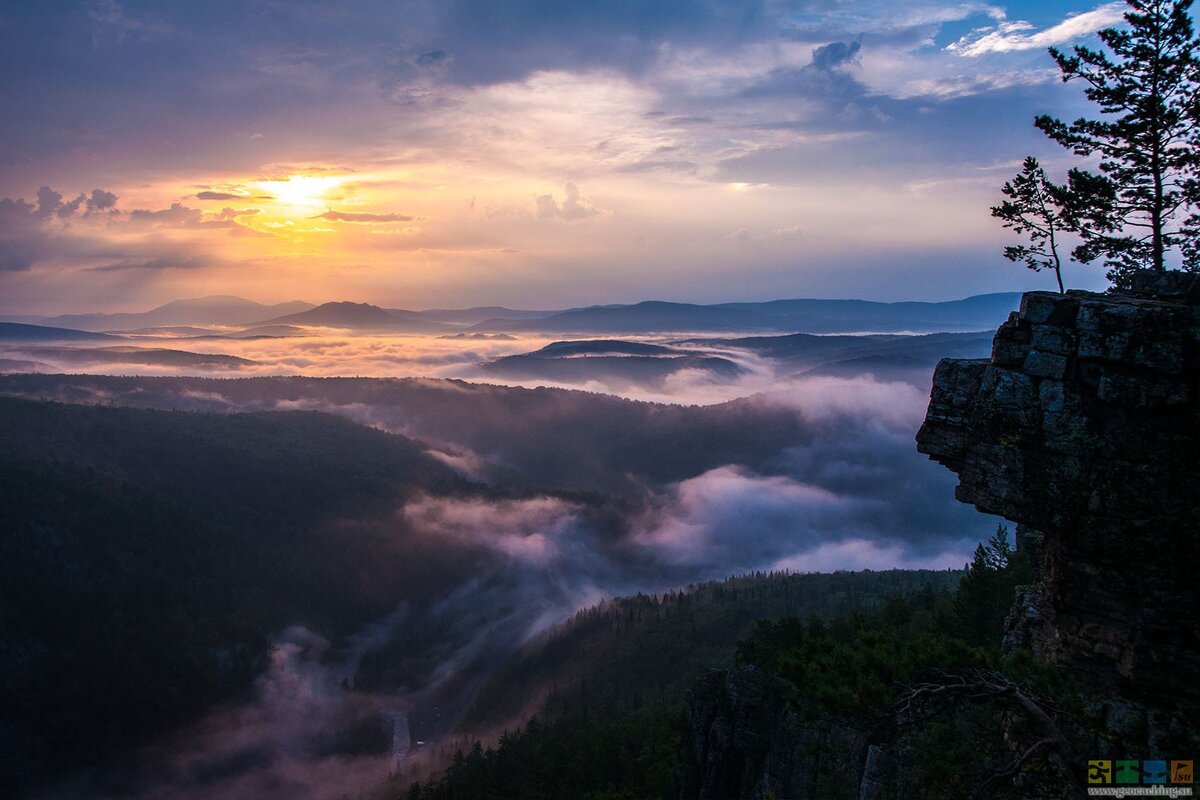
811 39 862 71
947 3 1127 57
28 186 118 220
87 188 118 211
417 49 452 68
0 188 122 271
0 2 1109 312
313 210 414 223
0 204 40 272
34 187 64 219
196 191 273 201
535 182 597 220
403 495 582 566
0 186 258 279
89 254 209 271
87 0 173 46
83 623 411 800
896 68 1057 99
614 159 698 174
0 362 1000 795
128 202 265 235
130 202 202 224
632 466 852 567
216 207 260 220
770 537 972 572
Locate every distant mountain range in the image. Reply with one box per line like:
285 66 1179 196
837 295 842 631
1 292 1022 337
255 301 452 332
481 339 746 387
417 306 559 325
471 294 1021 334
0 322 117 342
477 331 995 387
2 346 255 370
683 329 998 370
7 296 316 332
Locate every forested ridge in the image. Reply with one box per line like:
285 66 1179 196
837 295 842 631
455 570 964 733
398 535 1044 799
0 397 478 792
0 395 1045 799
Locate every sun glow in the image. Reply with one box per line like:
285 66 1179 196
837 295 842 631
255 174 348 210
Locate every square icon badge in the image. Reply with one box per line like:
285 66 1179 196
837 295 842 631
1115 760 1140 784
1142 760 1167 784
1088 761 1112 784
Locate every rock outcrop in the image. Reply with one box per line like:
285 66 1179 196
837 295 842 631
681 667 881 800
917 274 1200 738
680 278 1200 799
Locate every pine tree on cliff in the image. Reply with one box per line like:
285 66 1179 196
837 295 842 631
996 0 1200 288
991 157 1075 293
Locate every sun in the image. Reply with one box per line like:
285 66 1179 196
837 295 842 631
256 174 347 211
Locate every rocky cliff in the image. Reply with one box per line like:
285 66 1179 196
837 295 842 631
682 276 1199 799
917 272 1200 741
682 667 883 800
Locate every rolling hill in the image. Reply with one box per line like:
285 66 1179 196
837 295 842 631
472 294 1020 334
0 397 476 792
0 321 117 342
38 295 315 331
257 301 452 332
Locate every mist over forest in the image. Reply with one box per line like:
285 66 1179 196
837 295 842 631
0 307 1003 798
5 0 1200 795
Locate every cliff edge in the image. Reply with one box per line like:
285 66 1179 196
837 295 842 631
917 272 1200 730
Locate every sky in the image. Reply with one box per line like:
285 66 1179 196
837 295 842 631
0 0 1132 314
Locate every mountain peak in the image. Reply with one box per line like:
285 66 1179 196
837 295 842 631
258 300 448 331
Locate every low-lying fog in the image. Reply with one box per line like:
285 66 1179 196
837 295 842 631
6 326 997 800
0 324 983 404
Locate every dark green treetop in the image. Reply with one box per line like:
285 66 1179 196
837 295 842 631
998 0 1200 288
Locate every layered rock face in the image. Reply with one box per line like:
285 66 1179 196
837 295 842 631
681 282 1198 799
682 667 880 800
917 277 1200 724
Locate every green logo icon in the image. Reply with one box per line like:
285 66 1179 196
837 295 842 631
1115 760 1141 784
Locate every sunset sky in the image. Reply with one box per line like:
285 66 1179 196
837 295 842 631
0 0 1127 314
